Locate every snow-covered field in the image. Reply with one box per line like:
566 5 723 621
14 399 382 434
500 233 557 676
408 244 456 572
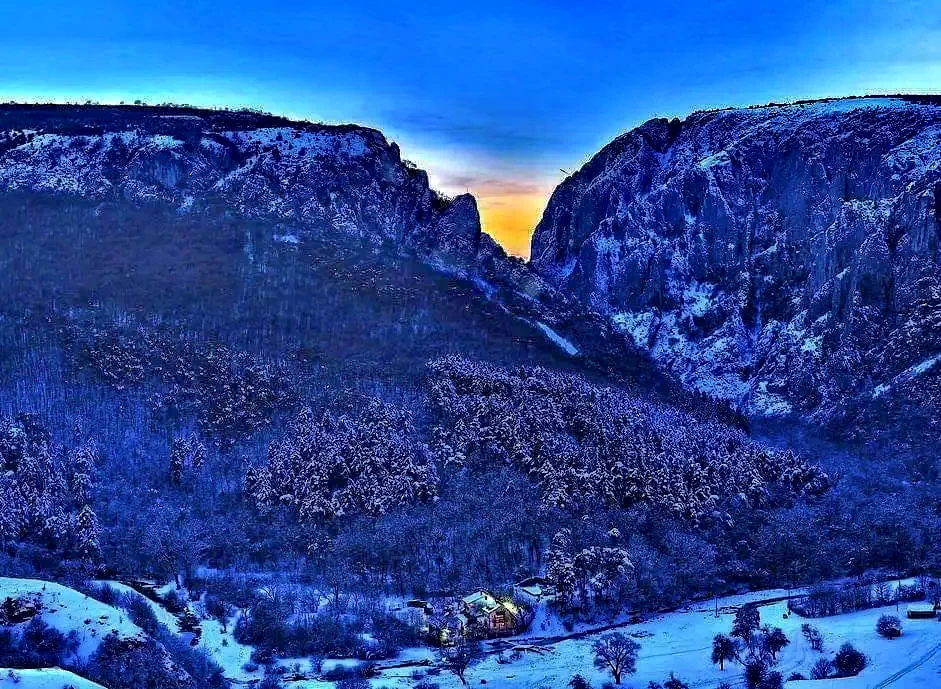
2 577 938 689
371 593 941 689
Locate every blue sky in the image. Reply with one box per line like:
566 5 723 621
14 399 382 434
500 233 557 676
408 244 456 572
2 1 939 255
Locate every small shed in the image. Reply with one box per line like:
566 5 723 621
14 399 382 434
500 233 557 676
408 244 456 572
406 599 434 615
515 577 549 603
906 604 940 620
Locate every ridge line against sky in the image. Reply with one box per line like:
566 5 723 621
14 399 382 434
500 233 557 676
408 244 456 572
1 0 939 257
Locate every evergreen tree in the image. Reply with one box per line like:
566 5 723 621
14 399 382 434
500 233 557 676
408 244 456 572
76 503 101 561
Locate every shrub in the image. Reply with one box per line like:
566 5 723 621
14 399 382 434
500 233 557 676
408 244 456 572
205 594 230 630
663 673 689 689
123 594 160 636
810 658 833 679
787 672 806 681
250 646 276 665
743 659 767 689
336 678 369 689
163 589 185 613
322 666 361 682
156 628 228 688
94 583 121 606
569 675 591 689
833 642 867 677
876 614 902 639
0 618 79 668
801 623 824 652
86 633 184 689
758 671 782 689
361 611 421 659
256 675 285 689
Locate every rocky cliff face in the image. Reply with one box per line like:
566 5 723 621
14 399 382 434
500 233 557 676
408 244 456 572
0 106 481 265
531 98 941 423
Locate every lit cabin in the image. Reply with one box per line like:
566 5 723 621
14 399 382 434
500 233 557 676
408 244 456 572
461 589 523 636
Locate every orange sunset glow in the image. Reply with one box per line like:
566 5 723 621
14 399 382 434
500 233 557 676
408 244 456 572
476 189 550 259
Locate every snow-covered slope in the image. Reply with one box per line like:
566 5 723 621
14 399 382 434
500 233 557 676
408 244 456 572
0 577 145 660
0 577 195 689
0 667 107 689
531 97 941 424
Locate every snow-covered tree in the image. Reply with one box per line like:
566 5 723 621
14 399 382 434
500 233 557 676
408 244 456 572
168 432 206 486
75 503 101 560
247 397 437 520
438 637 481 686
731 605 760 644
426 356 829 524
760 626 789 659
0 414 98 558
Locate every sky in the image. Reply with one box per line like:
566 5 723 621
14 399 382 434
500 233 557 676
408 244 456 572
1 1 939 256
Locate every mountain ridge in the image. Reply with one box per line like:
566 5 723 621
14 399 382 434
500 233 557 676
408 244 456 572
0 103 489 269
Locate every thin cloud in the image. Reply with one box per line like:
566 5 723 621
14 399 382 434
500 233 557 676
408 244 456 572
436 173 551 198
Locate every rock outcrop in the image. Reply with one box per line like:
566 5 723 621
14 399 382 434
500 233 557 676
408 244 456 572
531 97 941 423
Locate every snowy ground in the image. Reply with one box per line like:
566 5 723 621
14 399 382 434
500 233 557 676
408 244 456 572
2 577 938 688
0 667 107 689
370 593 941 689
0 577 144 661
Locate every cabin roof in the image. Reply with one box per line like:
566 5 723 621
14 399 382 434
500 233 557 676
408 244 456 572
428 611 467 629
461 589 521 621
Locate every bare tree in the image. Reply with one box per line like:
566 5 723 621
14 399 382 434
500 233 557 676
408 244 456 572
592 632 639 684
712 633 737 670
439 637 481 686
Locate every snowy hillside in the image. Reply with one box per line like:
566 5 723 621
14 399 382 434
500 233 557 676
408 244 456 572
0 577 199 689
0 577 145 660
0 668 107 689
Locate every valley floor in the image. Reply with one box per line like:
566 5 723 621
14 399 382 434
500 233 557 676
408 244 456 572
372 591 941 689
2 578 939 689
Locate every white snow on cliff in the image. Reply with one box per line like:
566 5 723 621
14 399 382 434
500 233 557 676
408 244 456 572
872 352 941 398
536 322 579 355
